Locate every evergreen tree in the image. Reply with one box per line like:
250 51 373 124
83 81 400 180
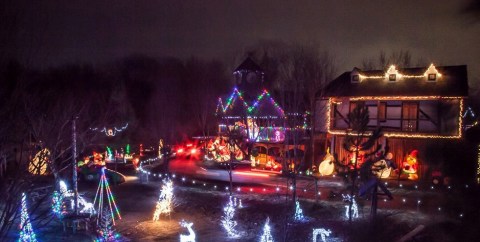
97 210 119 242
343 103 382 222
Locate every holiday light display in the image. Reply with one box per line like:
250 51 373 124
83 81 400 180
327 98 464 139
179 220 196 242
94 168 121 225
294 200 304 221
318 148 335 176
477 144 480 184
51 191 65 218
29 148 49 175
357 64 442 81
221 197 239 238
19 193 37 242
342 194 358 220
54 180 95 216
312 228 331 242
153 179 174 221
216 88 285 116
90 123 128 137
260 217 274 242
403 150 419 180
96 209 120 242
230 196 243 208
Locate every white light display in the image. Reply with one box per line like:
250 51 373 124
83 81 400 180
294 200 304 221
221 198 238 238
327 97 464 139
312 228 331 242
19 193 37 242
342 194 358 220
153 179 174 221
260 217 274 242
179 220 196 242
90 123 128 137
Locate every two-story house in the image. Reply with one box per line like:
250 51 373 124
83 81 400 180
316 64 468 180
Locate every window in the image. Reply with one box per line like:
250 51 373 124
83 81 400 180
402 102 418 132
428 73 436 81
351 74 360 83
389 74 397 81
378 102 386 122
349 101 365 113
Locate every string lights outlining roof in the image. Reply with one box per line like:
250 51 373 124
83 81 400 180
216 88 285 117
326 97 464 139
357 64 443 81
90 123 129 137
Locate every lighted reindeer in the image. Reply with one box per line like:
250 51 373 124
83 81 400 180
179 220 196 242
342 194 359 219
312 228 332 242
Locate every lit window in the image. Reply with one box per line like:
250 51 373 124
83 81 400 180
389 74 396 81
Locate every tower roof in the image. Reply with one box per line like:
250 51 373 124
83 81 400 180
234 57 263 73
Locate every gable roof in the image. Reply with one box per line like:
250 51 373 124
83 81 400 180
321 65 468 98
234 57 263 73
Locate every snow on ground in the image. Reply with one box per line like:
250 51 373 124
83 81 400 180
32 173 479 242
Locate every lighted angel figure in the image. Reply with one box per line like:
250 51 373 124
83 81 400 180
403 150 419 180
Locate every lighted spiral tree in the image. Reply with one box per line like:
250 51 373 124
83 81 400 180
93 168 121 226
19 193 37 242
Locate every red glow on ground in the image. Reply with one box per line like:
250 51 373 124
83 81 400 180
234 171 269 177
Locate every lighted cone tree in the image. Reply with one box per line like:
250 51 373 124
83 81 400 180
19 193 37 242
153 179 174 221
221 198 238 238
96 209 120 242
260 217 274 242
93 168 121 225
294 200 304 221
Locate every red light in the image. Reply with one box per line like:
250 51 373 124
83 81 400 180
186 143 193 147
177 148 184 153
191 148 197 154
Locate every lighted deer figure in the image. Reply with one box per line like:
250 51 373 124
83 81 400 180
342 194 359 219
312 228 332 242
179 220 196 242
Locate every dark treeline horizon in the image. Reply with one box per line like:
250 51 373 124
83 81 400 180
0 54 232 147
1 44 478 148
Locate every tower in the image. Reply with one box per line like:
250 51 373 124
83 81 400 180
233 57 264 99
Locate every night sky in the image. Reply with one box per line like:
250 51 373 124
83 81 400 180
2 0 479 89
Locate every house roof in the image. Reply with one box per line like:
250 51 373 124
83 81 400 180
321 65 468 98
234 57 263 73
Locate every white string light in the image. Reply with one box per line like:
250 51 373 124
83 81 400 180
179 220 196 242
90 123 129 137
327 97 464 139
312 228 331 242
260 217 274 242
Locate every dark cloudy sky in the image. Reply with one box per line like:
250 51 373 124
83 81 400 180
3 0 479 87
